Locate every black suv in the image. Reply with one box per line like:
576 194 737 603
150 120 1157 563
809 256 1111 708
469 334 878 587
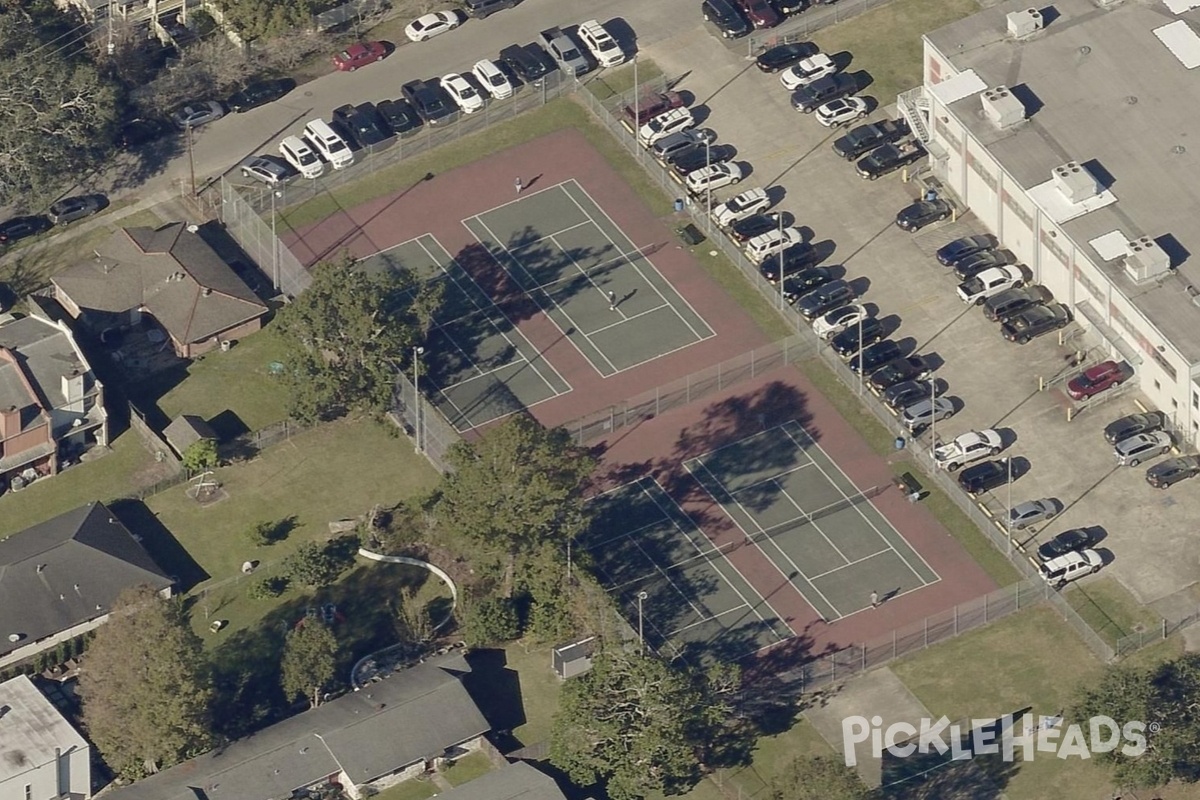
377 99 423 137
958 459 1011 497
499 43 554 83
702 0 751 38
831 317 885 358
755 41 819 72
792 74 858 112
1104 412 1165 445
332 103 393 148
227 78 295 113
0 215 51 245
401 79 457 126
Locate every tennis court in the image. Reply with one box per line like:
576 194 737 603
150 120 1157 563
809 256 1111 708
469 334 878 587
359 234 571 432
462 179 715 378
584 477 794 663
684 420 940 623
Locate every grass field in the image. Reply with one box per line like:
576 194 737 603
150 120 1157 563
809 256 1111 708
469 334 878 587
372 777 438 800
443 751 494 786
1065 577 1161 648
503 642 565 747
586 59 665 101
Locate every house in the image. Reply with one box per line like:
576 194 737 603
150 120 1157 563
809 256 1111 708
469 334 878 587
0 674 91 800
0 308 107 491
54 0 192 30
0 502 174 669
104 652 492 800
433 761 569 800
52 224 268 360
163 414 218 459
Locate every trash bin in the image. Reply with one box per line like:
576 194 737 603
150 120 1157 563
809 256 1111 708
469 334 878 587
674 198 685 212
894 436 906 451
924 188 938 202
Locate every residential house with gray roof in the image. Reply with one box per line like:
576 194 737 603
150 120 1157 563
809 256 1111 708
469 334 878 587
433 761 569 800
0 674 92 800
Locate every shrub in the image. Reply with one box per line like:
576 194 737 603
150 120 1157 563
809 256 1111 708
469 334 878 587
248 576 289 599
462 597 520 647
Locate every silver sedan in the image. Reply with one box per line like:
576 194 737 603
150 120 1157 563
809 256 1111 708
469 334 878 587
1007 498 1058 530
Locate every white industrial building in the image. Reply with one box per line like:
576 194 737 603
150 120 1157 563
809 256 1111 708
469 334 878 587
900 0 1200 447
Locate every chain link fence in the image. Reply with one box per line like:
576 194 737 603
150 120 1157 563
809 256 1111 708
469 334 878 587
390 364 461 474
221 177 312 298
740 0 901 57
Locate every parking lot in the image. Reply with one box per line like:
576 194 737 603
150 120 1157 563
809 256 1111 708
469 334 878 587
640 33 1200 617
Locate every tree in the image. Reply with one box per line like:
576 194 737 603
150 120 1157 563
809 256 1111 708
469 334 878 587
461 596 520 646
281 619 338 708
518 545 575 644
245 520 284 546
182 439 219 473
769 755 872 800
281 541 346 588
550 648 735 799
213 0 325 40
79 586 214 779
274 255 440 423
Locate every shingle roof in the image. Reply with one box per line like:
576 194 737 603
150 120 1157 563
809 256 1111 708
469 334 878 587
0 502 174 657
0 675 89 784
104 653 491 800
432 762 569 800
164 415 217 455
0 315 92 434
51 225 267 347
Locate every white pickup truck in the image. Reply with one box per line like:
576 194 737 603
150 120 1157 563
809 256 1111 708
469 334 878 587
539 27 591 77
577 20 625 68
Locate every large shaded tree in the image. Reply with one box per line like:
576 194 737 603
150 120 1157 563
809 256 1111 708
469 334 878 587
274 254 441 423
770 755 873 800
79 586 215 779
281 619 338 708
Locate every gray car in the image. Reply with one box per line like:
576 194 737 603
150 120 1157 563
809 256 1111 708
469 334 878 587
171 100 225 129
1008 498 1058 530
901 397 954 432
239 155 297 186
1114 430 1172 467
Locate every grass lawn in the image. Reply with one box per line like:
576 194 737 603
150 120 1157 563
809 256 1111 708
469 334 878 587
371 778 438 800
1064 577 1161 648
715 719 833 798
443 751 494 786
502 641 564 746
812 0 980 105
586 59 665 101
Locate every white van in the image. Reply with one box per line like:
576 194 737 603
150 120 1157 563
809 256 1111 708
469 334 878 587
302 119 354 170
279 135 324 179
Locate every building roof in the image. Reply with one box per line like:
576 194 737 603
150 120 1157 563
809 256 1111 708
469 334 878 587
104 653 490 800
432 762 568 800
0 675 88 784
0 314 92 430
927 0 1200 361
164 414 218 455
51 224 267 348
0 502 174 658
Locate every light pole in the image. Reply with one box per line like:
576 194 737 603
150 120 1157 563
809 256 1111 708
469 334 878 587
412 346 425 454
777 212 786 310
705 136 713 222
857 315 865 396
270 189 283 292
637 590 648 655
1006 457 1014 556
633 56 641 162
929 373 937 447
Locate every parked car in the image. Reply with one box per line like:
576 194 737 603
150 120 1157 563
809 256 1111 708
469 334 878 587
856 141 926 179
831 119 909 160
405 10 461 42
1001 303 1071 343
473 58 515 99
332 41 387 71
578 19 625 67
901 397 954 432
226 78 295 112
539 26 591 77
302 119 354 170
1008 498 1057 530
117 117 173 149
279 135 324 179
868 355 931 394
703 0 752 38
848 340 902 374
812 302 869 339
638 107 695 145
402 79 457 125
463 0 518 18
0 216 51 244
883 378 938 412
934 429 1002 471
954 250 1015 281
936 234 995 266
441 73 485 114
1066 360 1127 400
1114 431 1172 467
711 187 770 227
671 144 736 176
685 162 743 194
797 279 856 321
746 226 804 263
48 195 107 225
830 317 885 358
171 100 224 129
654 129 717 163
739 0 781 27
332 103 392 148
780 54 837 90
730 212 784 243
895 199 952 232
622 91 685 125
1039 549 1102 587
982 285 1053 322
1146 456 1200 489
755 41 819 73
1036 528 1099 562
958 458 1011 497
815 97 868 127
377 98 423 136
780 265 834 302
956 265 1024 305
238 155 296 186
1104 412 1165 445
499 43 555 84
772 0 807 12
791 74 857 112
761 243 818 284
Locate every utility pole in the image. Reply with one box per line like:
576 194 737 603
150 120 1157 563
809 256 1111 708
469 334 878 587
186 125 197 198
637 591 648 655
777 212 785 310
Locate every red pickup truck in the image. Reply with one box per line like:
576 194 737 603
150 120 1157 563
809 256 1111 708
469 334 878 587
620 91 684 131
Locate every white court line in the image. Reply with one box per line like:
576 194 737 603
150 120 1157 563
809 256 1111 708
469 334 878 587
567 179 716 340
807 548 895 581
643 478 795 639
438 356 533 393
781 424 940 586
771 477 853 566
724 460 814 497
516 219 594 248
435 384 471 428
587 303 670 335
623 535 710 622
549 232 631 322
666 604 755 637
533 249 651 295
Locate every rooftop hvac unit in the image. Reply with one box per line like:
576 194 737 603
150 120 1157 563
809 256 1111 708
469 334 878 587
1051 161 1100 203
981 86 1026 129
1124 237 1171 283
1007 7 1044 38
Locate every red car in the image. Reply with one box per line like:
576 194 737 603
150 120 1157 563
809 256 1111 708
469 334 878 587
332 41 387 71
740 0 782 27
1066 360 1126 400
621 91 684 125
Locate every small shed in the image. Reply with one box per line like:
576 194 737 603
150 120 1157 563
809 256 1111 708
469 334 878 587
164 414 218 458
552 636 596 680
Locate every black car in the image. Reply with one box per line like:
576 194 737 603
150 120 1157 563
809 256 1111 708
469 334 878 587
499 43 555 83
936 234 995 266
48 195 107 225
117 117 173 149
982 285 1053 323
226 78 295 113
402 79 457 125
831 119 908 160
772 0 807 13
332 102 393 148
670 144 735 176
895 199 951 232
847 340 901 374
1036 528 1100 562
781 266 834 302
755 41 819 72
958 458 1010 497
953 250 1013 281
796 279 855 320
855 142 926 180
703 0 752 38
1104 412 1166 445
868 356 932 394
0 215 51 244
883 378 939 411
1001 303 1071 344
730 213 783 243
1146 456 1200 489
760 243 818 284
791 73 857 112
830 317 884 358
464 0 518 18
377 99 423 136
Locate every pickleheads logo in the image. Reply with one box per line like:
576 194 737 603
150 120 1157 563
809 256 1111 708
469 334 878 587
841 714 1152 766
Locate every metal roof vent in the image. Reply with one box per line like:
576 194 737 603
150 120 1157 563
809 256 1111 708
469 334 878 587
1051 161 1100 203
1124 237 1171 283
981 86 1026 129
1008 7 1044 37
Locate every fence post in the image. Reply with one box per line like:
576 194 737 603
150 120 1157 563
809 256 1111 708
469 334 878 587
984 592 989 622
924 617 928 648
954 605 959 635
1015 581 1020 610
861 645 866 672
718 361 723 389
892 629 897 660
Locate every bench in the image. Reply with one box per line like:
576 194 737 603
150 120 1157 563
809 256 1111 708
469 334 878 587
894 471 923 502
